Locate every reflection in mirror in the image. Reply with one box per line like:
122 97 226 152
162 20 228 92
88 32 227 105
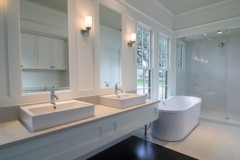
99 4 122 88
20 0 69 94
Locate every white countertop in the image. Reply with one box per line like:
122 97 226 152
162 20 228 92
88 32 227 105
0 99 159 150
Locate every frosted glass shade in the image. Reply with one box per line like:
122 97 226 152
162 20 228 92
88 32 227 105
131 33 136 42
85 16 92 28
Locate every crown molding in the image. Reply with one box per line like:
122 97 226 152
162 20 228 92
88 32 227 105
175 0 240 19
115 0 240 33
116 0 173 32
174 16 240 38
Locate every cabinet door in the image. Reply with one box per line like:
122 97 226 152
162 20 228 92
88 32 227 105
100 38 121 87
21 33 37 69
105 46 120 86
37 36 51 69
51 39 67 70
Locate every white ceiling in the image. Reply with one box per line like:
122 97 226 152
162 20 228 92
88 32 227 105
182 27 240 42
157 0 226 15
27 0 67 13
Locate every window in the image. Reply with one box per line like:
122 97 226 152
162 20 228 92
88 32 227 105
159 35 169 100
136 26 152 98
137 26 150 68
177 41 185 69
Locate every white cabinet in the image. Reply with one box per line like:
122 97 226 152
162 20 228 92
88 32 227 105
0 103 158 160
37 36 51 69
51 39 67 70
21 33 67 70
21 33 37 69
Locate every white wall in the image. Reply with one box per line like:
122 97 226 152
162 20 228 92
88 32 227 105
0 0 174 107
22 70 69 88
0 0 9 97
76 0 94 93
1 0 240 113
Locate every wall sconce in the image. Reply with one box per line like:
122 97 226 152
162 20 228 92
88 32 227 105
81 16 92 36
128 33 136 47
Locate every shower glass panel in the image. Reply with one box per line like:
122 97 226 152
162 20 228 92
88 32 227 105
176 30 235 123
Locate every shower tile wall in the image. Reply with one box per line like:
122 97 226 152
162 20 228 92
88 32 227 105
187 37 228 112
179 33 240 122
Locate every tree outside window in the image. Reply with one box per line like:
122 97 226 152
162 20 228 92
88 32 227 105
159 35 169 100
136 26 152 98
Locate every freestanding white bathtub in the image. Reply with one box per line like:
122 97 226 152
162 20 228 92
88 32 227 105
151 96 201 141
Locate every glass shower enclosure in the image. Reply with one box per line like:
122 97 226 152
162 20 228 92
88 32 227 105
176 28 240 125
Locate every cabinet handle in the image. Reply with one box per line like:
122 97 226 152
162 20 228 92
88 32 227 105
50 66 52 68
21 65 23 67
53 66 55 68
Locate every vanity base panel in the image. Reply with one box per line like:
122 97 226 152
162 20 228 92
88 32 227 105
0 103 158 160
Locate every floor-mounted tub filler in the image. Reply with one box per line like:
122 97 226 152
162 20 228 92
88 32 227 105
151 96 201 141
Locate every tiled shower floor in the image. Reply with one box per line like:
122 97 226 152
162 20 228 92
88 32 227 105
201 108 240 124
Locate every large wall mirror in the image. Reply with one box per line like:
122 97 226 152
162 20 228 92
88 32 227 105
20 0 69 93
99 4 122 88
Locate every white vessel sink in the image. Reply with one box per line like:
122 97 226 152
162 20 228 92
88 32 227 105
20 100 95 132
100 93 146 109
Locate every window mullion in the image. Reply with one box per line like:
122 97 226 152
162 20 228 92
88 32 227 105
143 68 145 94
141 29 143 67
148 31 151 68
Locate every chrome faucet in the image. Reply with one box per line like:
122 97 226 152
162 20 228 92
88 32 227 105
44 85 49 92
115 83 123 96
104 82 109 87
50 86 58 109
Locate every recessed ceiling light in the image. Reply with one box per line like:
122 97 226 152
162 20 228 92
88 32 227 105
203 34 207 36
217 30 222 34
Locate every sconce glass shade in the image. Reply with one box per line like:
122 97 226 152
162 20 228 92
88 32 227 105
81 16 92 36
130 33 136 42
128 33 136 47
85 16 92 28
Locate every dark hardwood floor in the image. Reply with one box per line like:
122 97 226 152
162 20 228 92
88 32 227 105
88 136 198 160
